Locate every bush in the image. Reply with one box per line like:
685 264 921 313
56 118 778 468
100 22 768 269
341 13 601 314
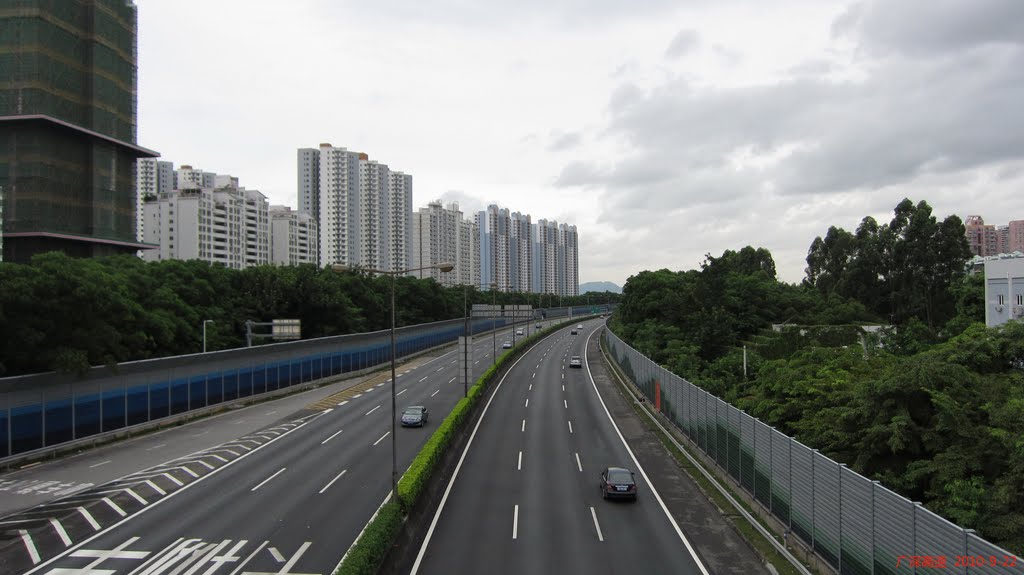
334 501 403 575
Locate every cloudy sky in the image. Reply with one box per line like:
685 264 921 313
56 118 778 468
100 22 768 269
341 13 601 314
136 0 1024 286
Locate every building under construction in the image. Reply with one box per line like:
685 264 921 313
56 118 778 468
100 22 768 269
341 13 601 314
0 0 157 263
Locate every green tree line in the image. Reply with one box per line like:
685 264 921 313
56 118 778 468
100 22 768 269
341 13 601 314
611 199 1023 553
0 253 619 377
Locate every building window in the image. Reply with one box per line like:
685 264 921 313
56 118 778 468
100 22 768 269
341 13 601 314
1018 294 1023 306
998 294 1005 305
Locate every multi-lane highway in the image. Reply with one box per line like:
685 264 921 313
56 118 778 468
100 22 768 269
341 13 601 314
0 324 526 575
411 322 710 574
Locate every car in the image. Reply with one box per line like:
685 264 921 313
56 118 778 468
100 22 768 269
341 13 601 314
600 466 637 500
570 329 578 335
516 329 524 336
577 324 583 330
536 323 543 330
502 340 513 349
401 405 428 427
569 355 582 368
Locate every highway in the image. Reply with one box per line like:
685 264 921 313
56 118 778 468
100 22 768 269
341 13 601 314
411 321 710 574
0 323 530 575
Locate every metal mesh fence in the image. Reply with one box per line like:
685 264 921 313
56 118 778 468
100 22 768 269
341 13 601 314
602 329 1020 574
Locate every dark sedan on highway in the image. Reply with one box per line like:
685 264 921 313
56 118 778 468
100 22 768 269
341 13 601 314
600 466 638 500
401 406 429 427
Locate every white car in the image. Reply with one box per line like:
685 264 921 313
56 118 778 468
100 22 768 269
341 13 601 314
502 341 513 349
577 324 583 330
569 356 582 368
516 329 524 336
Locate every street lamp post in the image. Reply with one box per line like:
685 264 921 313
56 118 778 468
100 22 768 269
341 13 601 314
202 320 214 353
331 261 454 497
490 282 497 364
463 284 470 398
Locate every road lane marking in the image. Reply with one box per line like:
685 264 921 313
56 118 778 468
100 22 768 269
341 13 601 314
207 454 228 463
320 470 348 494
562 385 565 392
591 507 604 542
576 453 583 472
89 460 111 469
568 420 573 433
269 547 287 562
437 367 445 372
448 377 456 383
337 400 349 407
397 389 407 396
524 398 529 408
146 444 165 451
77 507 101 531
144 479 166 496
48 518 71 547
192 460 215 470
532 372 535 379
564 399 568 409
352 393 363 399
536 364 540 369
529 384 532 391
374 432 390 446
419 377 428 382
512 505 519 540
522 419 526 432
265 411 277 415
366 405 381 415
125 488 148 506
251 468 286 491
517 451 522 471
322 429 344 444
19 530 40 564
431 389 440 397
179 466 199 478
103 497 127 517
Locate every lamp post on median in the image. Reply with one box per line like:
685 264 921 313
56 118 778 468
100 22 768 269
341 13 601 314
330 260 454 497
463 283 470 398
490 282 498 365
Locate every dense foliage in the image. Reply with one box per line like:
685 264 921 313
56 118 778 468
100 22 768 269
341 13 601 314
612 199 1024 552
0 253 620 377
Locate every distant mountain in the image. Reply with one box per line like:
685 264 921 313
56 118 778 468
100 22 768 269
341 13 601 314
579 281 621 294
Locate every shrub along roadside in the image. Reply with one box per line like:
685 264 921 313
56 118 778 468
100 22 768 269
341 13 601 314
333 318 588 575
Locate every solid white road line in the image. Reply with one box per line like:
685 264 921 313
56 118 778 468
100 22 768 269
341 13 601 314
322 429 344 444
320 470 348 494
591 507 604 542
366 405 381 415
517 451 522 471
49 518 71 547
431 389 440 397
568 420 573 433
89 460 111 468
576 453 583 472
251 468 286 492
144 479 166 496
77 507 100 531
522 419 526 432
19 530 40 564
512 505 519 540
374 432 390 446
102 497 126 517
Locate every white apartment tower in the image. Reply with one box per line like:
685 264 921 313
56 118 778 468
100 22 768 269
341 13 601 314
478 205 511 291
270 205 318 266
142 180 270 269
559 222 579 296
412 201 479 286
305 143 413 271
136 158 173 243
510 211 532 293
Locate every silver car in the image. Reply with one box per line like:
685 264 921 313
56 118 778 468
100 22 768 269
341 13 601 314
401 406 428 427
502 340 513 349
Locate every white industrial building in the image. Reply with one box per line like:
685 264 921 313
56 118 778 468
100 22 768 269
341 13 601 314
984 256 1024 327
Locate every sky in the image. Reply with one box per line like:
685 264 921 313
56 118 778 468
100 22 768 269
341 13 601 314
136 0 1024 287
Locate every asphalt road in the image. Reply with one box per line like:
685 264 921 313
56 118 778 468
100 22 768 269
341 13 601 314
411 322 712 575
0 323 533 575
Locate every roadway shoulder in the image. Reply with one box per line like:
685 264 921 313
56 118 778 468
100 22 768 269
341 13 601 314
585 331 771 575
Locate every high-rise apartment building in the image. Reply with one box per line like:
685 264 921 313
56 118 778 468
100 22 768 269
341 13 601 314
477 204 578 295
136 159 174 243
270 205 318 266
297 147 321 257
412 201 479 287
302 143 412 271
478 205 511 291
510 211 533 293
1 0 158 263
142 180 269 269
965 215 1024 257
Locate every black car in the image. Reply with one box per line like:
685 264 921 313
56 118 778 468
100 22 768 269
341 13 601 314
600 467 637 500
570 329 578 335
401 405 428 427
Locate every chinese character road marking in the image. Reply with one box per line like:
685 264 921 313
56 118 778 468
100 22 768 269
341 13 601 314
242 541 315 575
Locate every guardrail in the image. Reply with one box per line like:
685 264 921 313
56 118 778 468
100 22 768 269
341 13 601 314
602 328 1018 575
